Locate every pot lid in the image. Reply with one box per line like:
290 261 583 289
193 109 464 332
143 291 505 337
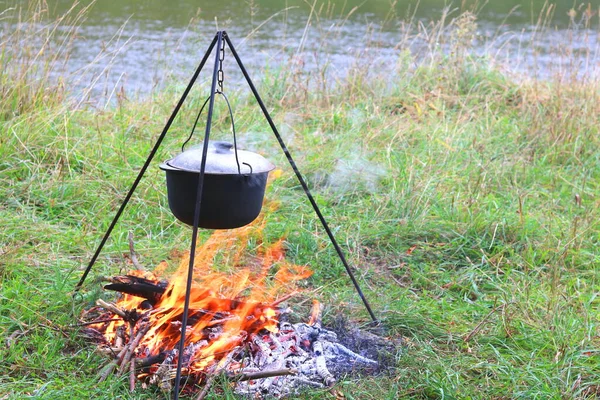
163 141 275 174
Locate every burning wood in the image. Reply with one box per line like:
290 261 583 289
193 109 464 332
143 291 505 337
81 232 380 397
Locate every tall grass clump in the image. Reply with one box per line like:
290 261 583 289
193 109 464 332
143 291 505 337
0 1 94 120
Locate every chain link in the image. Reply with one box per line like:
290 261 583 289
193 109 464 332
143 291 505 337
217 39 225 93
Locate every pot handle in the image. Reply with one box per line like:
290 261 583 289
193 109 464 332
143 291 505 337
181 95 210 152
181 92 242 175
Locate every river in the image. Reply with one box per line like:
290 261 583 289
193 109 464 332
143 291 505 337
2 0 599 95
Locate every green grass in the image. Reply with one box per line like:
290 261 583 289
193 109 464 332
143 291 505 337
2 3 600 400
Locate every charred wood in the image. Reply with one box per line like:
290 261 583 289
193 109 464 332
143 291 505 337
194 349 238 400
115 325 126 349
104 275 167 303
80 327 109 344
313 341 336 387
135 352 168 369
149 349 178 391
129 356 136 392
96 346 124 357
229 367 298 382
119 321 151 374
96 299 139 323
78 318 122 327
182 340 208 367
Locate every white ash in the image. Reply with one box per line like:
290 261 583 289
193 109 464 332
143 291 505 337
234 322 378 398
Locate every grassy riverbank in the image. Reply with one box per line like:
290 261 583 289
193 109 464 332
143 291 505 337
2 4 600 399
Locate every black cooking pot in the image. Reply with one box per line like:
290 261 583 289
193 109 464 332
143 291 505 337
159 141 275 229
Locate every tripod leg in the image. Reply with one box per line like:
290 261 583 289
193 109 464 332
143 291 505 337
172 31 224 400
223 35 377 322
73 34 219 293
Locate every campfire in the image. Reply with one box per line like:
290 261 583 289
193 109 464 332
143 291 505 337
81 220 380 398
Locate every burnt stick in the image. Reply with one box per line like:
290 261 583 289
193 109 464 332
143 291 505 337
96 299 129 321
119 322 151 374
135 352 168 369
229 368 298 382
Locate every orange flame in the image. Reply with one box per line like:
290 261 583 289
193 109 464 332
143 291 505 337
97 213 312 377
308 299 322 326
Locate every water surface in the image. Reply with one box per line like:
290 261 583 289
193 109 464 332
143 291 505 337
3 0 599 95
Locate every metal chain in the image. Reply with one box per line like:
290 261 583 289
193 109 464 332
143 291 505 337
217 38 225 93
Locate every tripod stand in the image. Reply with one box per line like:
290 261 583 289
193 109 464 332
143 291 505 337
74 31 377 399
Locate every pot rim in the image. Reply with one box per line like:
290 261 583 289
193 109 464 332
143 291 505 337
159 160 275 175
